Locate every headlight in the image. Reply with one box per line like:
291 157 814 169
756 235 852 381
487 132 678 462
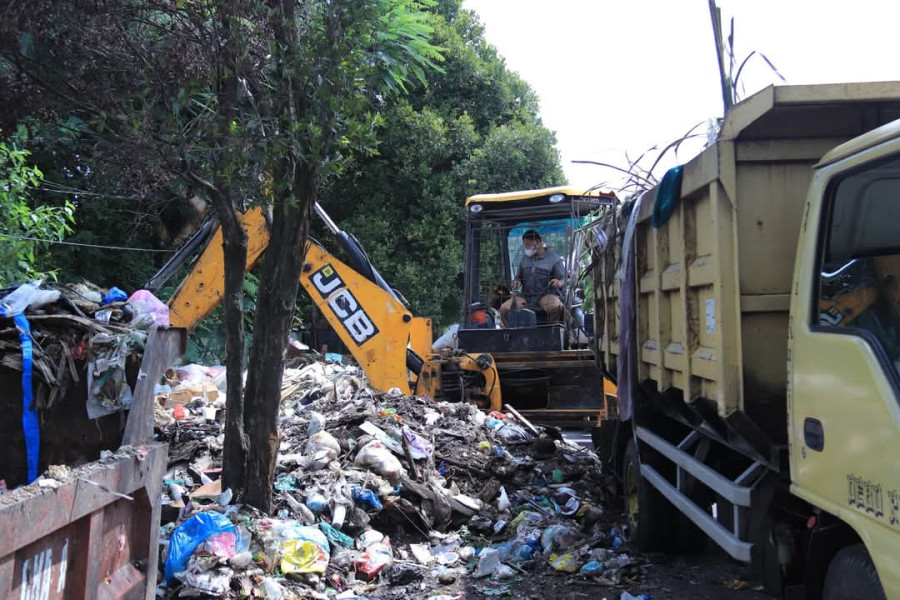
469 204 483 213
548 194 565 204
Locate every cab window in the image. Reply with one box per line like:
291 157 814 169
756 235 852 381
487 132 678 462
818 154 900 375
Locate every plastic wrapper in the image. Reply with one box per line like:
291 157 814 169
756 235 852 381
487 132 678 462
307 411 326 435
176 567 233 597
319 522 354 548
164 512 237 583
579 560 604 575
492 539 535 564
549 552 580 573
354 440 404 478
402 426 433 460
128 289 170 328
354 541 394 581
541 524 579 552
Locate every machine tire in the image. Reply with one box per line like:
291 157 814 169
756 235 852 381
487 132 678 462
623 438 672 551
822 544 885 600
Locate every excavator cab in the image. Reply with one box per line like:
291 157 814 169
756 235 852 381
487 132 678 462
454 187 619 427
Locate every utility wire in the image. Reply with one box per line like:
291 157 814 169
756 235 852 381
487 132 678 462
0 233 175 253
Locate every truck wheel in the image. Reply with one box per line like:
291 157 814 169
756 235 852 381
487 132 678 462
623 438 672 550
822 545 885 600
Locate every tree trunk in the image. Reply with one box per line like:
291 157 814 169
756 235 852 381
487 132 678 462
242 167 314 512
218 215 249 494
213 0 249 496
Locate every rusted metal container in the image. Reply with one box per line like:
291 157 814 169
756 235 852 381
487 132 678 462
0 327 184 600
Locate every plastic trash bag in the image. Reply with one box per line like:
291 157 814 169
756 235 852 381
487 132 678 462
0 281 60 315
475 548 501 578
128 289 170 328
497 486 511 511
275 523 330 574
164 512 237 583
305 492 328 514
354 440 404 478
541 524 579 552
102 286 128 304
492 539 534 564
319 522 354 548
302 431 341 471
281 539 330 574
352 487 384 511
354 540 394 581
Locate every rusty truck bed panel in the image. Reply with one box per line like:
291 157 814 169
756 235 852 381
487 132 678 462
0 443 166 600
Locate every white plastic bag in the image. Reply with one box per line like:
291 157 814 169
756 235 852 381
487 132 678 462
0 281 60 316
302 431 341 471
354 440 404 478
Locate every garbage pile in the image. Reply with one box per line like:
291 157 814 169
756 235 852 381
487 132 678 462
155 357 644 599
0 280 169 487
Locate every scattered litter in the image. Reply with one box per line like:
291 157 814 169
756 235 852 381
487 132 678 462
149 350 644 598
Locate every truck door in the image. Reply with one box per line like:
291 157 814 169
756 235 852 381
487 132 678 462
790 140 900 590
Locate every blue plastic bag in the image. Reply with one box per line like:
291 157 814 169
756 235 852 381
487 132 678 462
102 286 128 304
352 487 383 511
164 512 237 583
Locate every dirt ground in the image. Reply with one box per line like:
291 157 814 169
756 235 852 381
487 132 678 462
492 546 774 600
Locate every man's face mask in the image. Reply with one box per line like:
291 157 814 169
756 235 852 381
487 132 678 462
523 239 538 257
524 246 536 257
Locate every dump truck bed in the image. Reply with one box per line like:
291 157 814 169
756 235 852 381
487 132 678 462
594 82 900 449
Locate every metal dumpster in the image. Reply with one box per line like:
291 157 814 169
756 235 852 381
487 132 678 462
0 327 184 600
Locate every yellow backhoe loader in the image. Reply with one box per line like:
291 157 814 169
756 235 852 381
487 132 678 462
147 189 618 429
145 203 502 410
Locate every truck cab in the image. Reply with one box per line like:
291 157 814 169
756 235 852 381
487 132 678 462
790 119 900 597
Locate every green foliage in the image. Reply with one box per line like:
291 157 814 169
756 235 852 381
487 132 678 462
0 142 74 286
321 5 564 328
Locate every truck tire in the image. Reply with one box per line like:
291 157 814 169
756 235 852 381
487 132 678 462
623 438 672 550
822 545 886 600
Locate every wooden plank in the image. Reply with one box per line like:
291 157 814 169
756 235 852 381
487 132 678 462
123 328 186 446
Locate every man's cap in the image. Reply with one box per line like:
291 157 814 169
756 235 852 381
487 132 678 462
522 229 542 241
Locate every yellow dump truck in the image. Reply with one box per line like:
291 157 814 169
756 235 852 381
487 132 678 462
591 82 900 598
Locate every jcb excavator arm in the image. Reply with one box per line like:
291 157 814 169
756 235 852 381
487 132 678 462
162 206 501 409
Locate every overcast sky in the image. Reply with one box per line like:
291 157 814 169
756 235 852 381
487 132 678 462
462 0 900 191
